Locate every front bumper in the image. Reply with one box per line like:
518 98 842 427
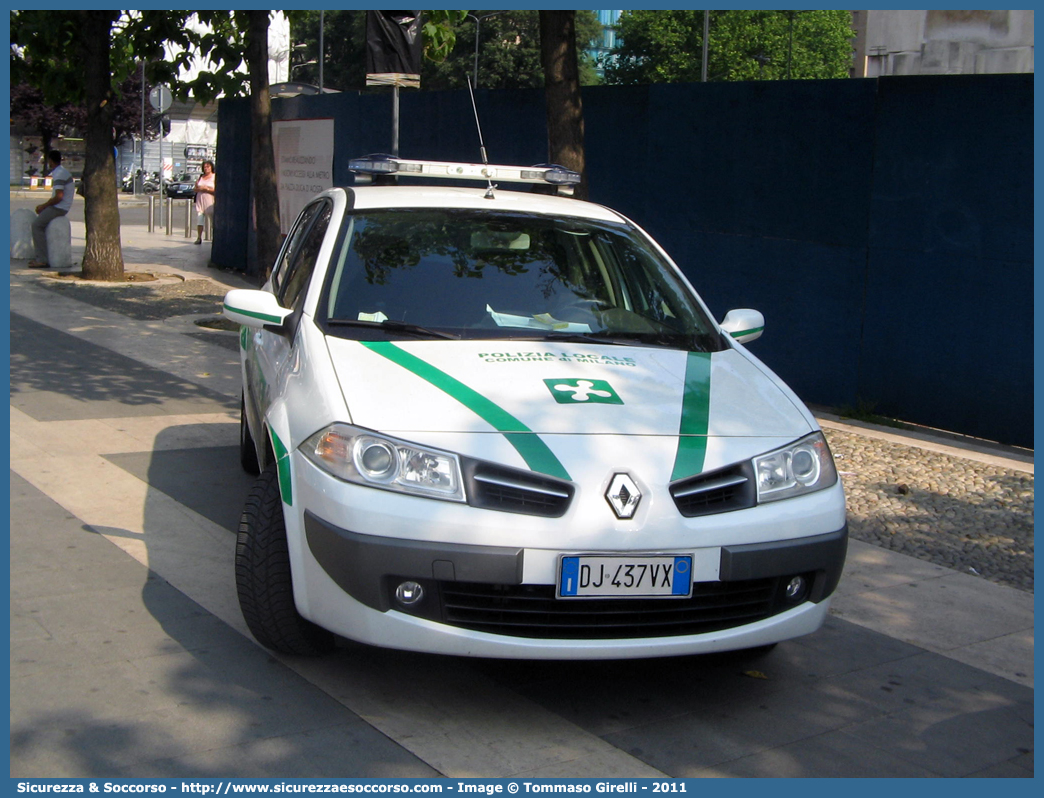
303 510 846 650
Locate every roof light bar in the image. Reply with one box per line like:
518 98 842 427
348 155 581 187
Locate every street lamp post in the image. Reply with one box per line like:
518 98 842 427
701 10 710 82
318 10 325 91
786 11 798 80
753 53 771 78
139 60 145 193
286 42 307 83
291 60 318 79
467 11 506 89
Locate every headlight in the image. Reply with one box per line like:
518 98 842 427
301 424 465 502
754 432 838 503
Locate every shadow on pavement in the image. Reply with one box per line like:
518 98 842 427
122 425 437 777
10 312 236 420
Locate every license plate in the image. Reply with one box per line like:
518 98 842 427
558 555 693 598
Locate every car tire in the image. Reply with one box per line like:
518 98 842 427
239 395 261 475
236 465 335 656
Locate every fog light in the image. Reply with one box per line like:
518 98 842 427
785 576 808 603
395 581 425 606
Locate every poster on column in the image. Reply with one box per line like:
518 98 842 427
274 118 334 236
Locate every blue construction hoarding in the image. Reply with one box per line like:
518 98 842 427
213 74 1032 449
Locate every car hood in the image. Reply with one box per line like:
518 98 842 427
326 338 811 442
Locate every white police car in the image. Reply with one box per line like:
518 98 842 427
223 156 847 658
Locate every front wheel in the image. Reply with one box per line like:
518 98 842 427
236 466 335 655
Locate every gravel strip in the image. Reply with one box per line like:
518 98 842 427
825 428 1033 593
28 275 1036 594
37 276 227 321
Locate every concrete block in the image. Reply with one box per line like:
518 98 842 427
891 51 923 75
45 215 72 268
10 208 34 258
977 46 1034 74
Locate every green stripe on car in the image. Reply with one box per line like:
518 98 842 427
729 326 764 338
671 352 713 481
362 341 572 481
270 428 293 506
224 303 283 325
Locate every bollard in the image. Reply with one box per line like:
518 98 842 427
166 197 172 236
10 208 35 257
45 215 73 269
205 212 213 242
185 199 192 238
148 195 155 232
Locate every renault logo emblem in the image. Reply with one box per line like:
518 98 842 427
606 473 642 519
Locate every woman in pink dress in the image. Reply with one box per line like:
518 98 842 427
194 160 216 244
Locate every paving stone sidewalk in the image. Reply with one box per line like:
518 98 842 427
29 270 1036 596
826 429 1033 593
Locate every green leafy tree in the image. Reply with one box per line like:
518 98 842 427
424 10 602 90
286 9 594 199
285 10 367 92
425 9 605 90
605 10 854 84
287 10 601 92
422 10 469 64
177 10 288 282
11 10 287 281
11 70 164 170
10 83 74 174
11 10 225 280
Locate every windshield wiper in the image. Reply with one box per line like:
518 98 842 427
490 331 652 348
326 318 459 340
540 332 647 347
531 330 714 352
549 330 700 347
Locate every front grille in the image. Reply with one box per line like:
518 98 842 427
438 578 779 639
464 462 574 517
671 462 756 517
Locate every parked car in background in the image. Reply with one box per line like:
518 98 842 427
223 156 848 660
166 173 196 199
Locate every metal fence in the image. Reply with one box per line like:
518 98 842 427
213 74 1032 447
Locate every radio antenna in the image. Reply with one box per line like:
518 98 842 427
466 75 496 199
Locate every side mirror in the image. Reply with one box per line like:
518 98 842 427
223 289 293 330
720 309 765 344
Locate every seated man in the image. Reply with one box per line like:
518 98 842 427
28 149 75 269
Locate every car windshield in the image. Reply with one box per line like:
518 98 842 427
319 209 722 351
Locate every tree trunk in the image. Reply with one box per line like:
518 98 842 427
79 10 124 281
539 11 588 200
38 131 53 175
246 10 281 285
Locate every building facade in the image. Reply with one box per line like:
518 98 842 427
590 10 622 77
851 9 1033 77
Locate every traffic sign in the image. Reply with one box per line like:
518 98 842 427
149 85 172 114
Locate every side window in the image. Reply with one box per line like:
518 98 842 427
280 202 333 312
271 202 323 295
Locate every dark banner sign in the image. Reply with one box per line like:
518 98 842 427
365 10 422 87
